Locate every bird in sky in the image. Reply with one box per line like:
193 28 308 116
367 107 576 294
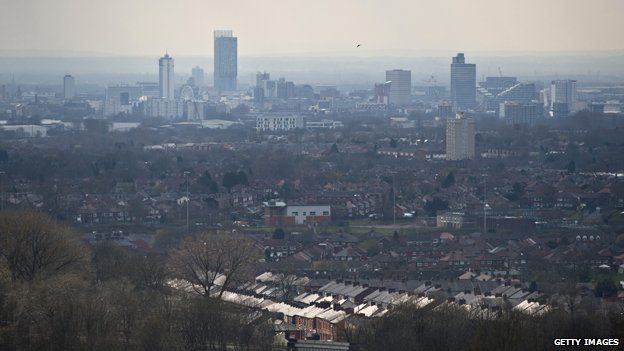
356 44 361 48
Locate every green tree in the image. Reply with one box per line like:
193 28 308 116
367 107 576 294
236 170 249 186
272 228 286 240
424 197 449 217
197 171 219 193
594 277 617 298
441 171 455 188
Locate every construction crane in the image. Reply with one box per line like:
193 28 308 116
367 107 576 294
423 75 437 84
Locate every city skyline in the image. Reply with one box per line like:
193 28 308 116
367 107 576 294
1 0 624 57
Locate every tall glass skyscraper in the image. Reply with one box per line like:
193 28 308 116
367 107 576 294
63 74 76 99
159 53 175 100
214 30 238 92
450 53 476 111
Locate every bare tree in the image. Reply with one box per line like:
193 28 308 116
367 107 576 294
0 210 86 281
169 232 258 298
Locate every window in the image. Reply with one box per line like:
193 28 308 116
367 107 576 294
292 212 298 216
310 211 316 216
302 212 306 215
323 211 329 216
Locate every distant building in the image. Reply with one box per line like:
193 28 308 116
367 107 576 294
276 78 295 99
590 101 605 115
63 74 76 99
256 115 305 131
294 84 314 99
438 101 453 118
437 212 466 229
306 119 344 129
263 201 331 226
482 76 518 95
496 83 537 103
253 86 265 103
450 53 476 111
550 80 577 117
318 86 340 98
501 101 540 126
159 53 175 100
373 82 390 104
104 84 143 116
385 70 411 106
389 117 415 128
136 81 160 98
214 30 238 92
446 113 475 160
551 102 569 119
256 72 270 87
262 80 277 98
143 98 183 119
191 66 205 87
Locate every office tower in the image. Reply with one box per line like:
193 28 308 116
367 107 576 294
501 102 540 126
191 66 205 87
214 30 238 92
159 53 175 100
373 82 390 104
550 80 577 117
385 70 411 106
254 72 270 103
263 80 277 98
256 72 270 87
276 78 295 99
446 113 475 161
63 74 76 99
253 87 265 103
450 53 476 111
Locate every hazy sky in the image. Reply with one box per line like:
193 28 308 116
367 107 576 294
1 0 623 56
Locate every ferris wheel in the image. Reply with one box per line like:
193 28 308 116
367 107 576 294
179 85 195 101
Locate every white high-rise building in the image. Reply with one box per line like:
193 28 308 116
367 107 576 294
159 53 175 100
550 80 577 117
63 74 76 99
446 113 476 161
385 69 411 106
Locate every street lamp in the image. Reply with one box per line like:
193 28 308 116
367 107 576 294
184 171 191 234
0 171 5 211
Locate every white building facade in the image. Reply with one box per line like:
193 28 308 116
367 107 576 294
256 115 305 131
